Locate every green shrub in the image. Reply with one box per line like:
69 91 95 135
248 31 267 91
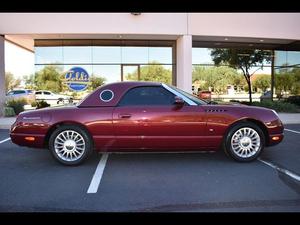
36 100 50 109
5 98 27 115
3 107 16 117
31 101 37 107
285 96 300 106
250 100 298 113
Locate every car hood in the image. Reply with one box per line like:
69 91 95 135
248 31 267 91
202 103 280 124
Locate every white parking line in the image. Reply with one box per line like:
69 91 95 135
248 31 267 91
0 138 11 144
258 158 300 182
284 128 300 134
87 153 109 194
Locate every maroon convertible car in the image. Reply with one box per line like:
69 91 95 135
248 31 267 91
10 82 284 166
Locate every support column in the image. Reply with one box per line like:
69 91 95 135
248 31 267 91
176 35 192 93
271 50 275 101
0 36 5 117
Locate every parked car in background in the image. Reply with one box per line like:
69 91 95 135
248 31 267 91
260 90 277 102
198 91 212 101
10 81 284 166
35 90 73 105
6 89 35 104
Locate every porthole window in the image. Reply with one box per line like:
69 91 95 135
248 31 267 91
99 89 114 102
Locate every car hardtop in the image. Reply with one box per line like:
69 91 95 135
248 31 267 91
78 81 164 108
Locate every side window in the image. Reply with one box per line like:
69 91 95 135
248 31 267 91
35 91 42 95
14 90 26 94
44 92 51 95
118 86 175 106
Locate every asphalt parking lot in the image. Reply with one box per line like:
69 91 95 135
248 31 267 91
0 125 300 212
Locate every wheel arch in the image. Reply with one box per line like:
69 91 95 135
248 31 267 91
223 118 269 146
44 121 94 149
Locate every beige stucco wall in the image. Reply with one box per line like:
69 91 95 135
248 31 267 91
0 13 300 41
188 13 300 40
0 13 187 35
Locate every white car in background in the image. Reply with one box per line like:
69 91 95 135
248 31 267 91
35 90 73 105
6 89 36 104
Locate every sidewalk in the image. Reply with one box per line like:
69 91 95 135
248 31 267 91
1 113 300 130
0 117 16 129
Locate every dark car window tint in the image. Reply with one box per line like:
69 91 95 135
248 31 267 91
35 91 42 95
100 89 114 102
13 90 26 94
44 92 51 95
118 86 175 106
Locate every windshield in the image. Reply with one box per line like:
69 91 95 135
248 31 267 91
167 85 208 105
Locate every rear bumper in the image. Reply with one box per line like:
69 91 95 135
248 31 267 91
267 133 284 146
10 133 45 148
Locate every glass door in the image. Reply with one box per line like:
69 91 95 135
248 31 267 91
121 64 140 81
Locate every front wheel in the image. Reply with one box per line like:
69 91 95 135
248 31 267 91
49 125 93 166
223 122 265 162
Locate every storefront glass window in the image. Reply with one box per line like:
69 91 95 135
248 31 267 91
33 41 174 105
35 47 63 64
63 46 92 64
92 46 121 64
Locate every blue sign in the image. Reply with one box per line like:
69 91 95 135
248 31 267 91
64 67 89 92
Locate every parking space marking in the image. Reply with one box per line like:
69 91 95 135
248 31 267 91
0 138 11 144
87 153 109 194
284 129 300 134
258 158 300 182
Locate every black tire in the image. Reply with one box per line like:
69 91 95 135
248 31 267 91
223 122 265 162
49 125 93 166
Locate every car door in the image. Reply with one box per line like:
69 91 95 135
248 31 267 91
112 86 206 151
112 88 146 150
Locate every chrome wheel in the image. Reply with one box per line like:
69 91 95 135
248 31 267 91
54 130 85 162
230 127 261 158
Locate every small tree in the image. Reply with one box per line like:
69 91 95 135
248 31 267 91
126 62 172 84
275 73 294 96
35 65 63 93
252 75 271 92
192 66 245 94
23 74 36 89
5 72 21 92
89 74 106 90
211 49 272 103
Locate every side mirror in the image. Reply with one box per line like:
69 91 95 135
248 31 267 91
174 96 184 106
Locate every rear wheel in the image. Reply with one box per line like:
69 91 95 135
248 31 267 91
223 122 265 162
49 125 93 166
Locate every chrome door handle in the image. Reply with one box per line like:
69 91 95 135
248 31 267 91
119 114 132 119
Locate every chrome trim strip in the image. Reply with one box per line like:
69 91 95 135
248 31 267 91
161 83 197 106
23 117 41 120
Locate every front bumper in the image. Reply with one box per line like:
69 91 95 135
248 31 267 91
10 118 47 149
268 133 284 146
10 133 45 148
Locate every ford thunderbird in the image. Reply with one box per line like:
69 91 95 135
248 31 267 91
10 82 284 165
